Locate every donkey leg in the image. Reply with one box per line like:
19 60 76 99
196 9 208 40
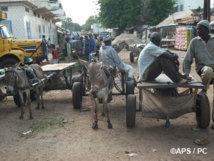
26 90 33 120
101 103 105 117
90 95 98 129
19 92 24 120
35 89 40 110
104 96 112 129
41 88 45 109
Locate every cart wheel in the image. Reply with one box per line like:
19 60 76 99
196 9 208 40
0 89 5 101
13 92 26 107
126 80 135 100
130 52 134 63
126 94 136 127
196 95 210 129
72 82 82 109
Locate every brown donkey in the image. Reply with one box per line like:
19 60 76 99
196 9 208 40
87 62 113 129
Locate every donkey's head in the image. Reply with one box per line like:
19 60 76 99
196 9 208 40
88 62 108 96
4 65 29 94
4 67 18 94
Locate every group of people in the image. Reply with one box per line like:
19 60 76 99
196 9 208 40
63 33 100 63
98 20 214 129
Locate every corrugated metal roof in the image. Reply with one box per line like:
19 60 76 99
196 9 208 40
157 10 200 27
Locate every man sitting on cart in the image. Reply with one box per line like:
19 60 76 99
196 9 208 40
183 20 214 129
138 32 189 84
99 35 135 81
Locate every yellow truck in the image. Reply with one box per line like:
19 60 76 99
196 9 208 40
0 11 43 68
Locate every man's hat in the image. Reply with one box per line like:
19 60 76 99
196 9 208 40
150 32 161 42
197 20 210 30
103 35 111 42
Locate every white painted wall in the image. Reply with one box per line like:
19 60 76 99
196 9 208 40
6 5 25 39
0 3 58 44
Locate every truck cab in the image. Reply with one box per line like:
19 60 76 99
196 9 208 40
0 11 43 68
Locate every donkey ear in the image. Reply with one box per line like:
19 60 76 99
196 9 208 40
78 59 90 69
4 67 8 72
15 62 21 67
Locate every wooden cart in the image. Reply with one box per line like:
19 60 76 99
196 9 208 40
41 62 76 90
126 74 210 129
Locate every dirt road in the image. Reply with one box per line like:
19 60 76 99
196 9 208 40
0 49 214 161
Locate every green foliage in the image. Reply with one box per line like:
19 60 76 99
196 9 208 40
98 0 142 32
62 17 81 31
142 0 175 26
81 16 99 31
97 0 175 30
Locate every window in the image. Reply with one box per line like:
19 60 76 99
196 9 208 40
49 0 58 3
0 26 13 39
180 4 183 11
39 25 42 38
25 7 29 12
26 21 32 39
0 6 8 11
43 25 45 34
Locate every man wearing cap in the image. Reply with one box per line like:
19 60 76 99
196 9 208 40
99 35 135 81
183 20 214 93
138 32 188 83
183 20 214 129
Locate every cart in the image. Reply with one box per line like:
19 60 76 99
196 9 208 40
41 62 76 90
128 43 145 63
126 74 210 129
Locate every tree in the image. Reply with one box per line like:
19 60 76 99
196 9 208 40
142 0 175 26
61 17 73 31
98 0 143 32
61 17 81 31
81 16 99 31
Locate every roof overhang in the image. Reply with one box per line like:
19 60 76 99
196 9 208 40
0 1 37 9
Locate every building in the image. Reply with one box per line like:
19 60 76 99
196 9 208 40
175 0 204 12
0 0 66 44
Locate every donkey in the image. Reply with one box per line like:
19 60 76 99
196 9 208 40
4 64 46 120
88 62 113 129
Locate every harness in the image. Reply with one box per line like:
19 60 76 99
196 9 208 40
101 65 113 89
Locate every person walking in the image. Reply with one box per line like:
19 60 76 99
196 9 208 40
42 35 48 62
88 34 96 62
52 44 58 64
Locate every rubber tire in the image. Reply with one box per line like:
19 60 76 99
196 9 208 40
130 52 134 63
72 82 82 109
126 80 135 100
0 89 5 101
0 57 19 68
13 92 27 107
196 95 210 129
126 94 136 127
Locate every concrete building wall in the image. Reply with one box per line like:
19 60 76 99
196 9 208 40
5 5 25 39
0 2 59 44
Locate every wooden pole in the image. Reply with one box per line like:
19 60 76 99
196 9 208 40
204 0 211 21
207 0 210 21
204 0 208 19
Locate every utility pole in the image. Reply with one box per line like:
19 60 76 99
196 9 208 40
203 0 210 21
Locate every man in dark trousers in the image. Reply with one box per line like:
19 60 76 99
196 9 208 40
138 32 189 83
183 20 214 129
42 35 48 62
